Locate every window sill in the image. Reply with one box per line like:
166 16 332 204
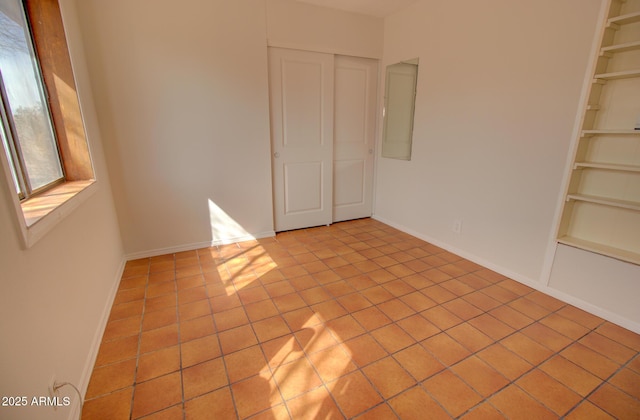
22 180 95 226
18 180 97 247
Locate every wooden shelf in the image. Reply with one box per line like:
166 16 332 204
608 11 640 26
574 162 640 172
601 40 640 53
582 129 640 136
566 193 640 211
558 236 640 265
594 69 640 80
558 1 640 266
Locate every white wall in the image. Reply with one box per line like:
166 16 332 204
266 0 383 58
77 0 275 257
0 0 124 418
375 0 612 304
549 245 640 329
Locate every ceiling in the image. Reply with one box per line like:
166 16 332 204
294 0 419 18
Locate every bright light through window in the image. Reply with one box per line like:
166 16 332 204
0 0 63 196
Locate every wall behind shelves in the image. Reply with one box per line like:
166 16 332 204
549 0 640 330
549 245 639 328
372 0 640 328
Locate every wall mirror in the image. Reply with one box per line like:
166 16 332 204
381 58 419 160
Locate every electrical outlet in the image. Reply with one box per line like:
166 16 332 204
452 219 462 234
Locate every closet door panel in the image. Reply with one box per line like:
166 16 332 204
333 55 377 222
269 48 334 232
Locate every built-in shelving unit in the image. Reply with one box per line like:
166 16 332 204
574 162 640 172
608 10 640 25
601 40 640 53
581 129 639 135
558 0 640 265
594 69 640 79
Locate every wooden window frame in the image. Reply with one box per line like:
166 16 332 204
0 0 96 247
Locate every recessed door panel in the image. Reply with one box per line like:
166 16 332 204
333 56 377 222
282 60 323 147
335 67 367 145
334 159 365 206
284 161 324 214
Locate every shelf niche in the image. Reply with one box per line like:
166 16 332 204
557 0 640 265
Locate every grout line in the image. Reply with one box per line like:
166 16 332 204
198 245 243 420
124 259 150 419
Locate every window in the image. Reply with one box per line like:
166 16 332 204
1 0 64 198
0 0 95 247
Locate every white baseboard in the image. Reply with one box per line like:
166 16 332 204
70 257 126 420
372 215 537 284
125 231 276 261
372 215 640 334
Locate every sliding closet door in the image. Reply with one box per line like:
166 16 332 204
269 48 334 232
333 55 377 222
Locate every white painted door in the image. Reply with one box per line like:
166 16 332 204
269 48 334 232
333 56 377 222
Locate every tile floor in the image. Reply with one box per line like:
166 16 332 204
82 218 640 419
